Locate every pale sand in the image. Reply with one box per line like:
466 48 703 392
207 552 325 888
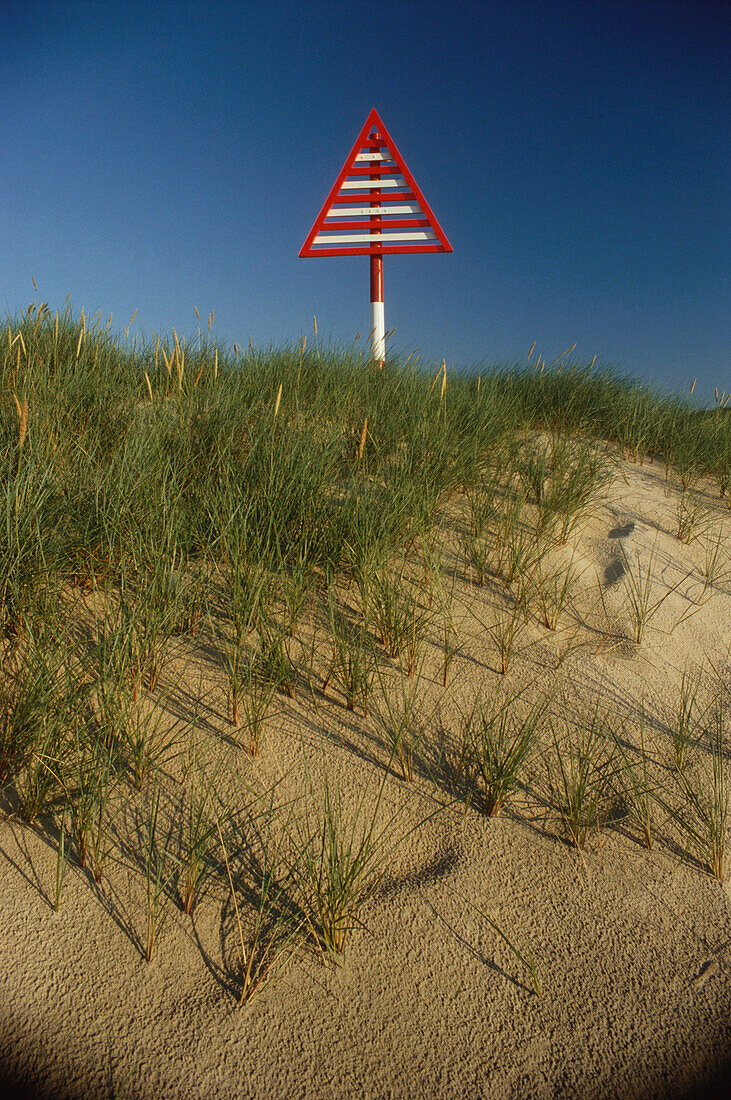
1 455 730 1099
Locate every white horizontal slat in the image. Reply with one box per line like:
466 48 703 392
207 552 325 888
325 203 423 217
340 177 407 190
314 231 437 244
354 152 392 162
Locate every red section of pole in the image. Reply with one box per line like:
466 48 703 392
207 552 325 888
370 254 383 303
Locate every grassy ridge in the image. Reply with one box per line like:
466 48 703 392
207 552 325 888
2 303 728 616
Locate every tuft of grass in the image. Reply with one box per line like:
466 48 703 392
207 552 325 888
465 457 505 539
467 691 549 817
81 735 117 884
504 523 542 587
86 606 182 790
291 769 425 957
120 688 183 793
532 557 581 632
14 649 85 824
366 563 431 670
119 552 184 697
221 550 270 727
239 662 276 757
540 439 609 545
549 697 617 849
180 741 226 914
617 537 685 644
668 667 704 773
488 596 529 675
323 594 376 715
659 699 728 881
217 802 305 1006
675 491 707 544
466 531 493 587
371 664 426 782
518 436 560 507
699 524 729 598
255 617 296 699
278 557 315 639
1 633 74 796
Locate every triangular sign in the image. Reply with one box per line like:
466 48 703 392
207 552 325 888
300 109 452 258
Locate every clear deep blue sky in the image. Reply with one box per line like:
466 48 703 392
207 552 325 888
2 0 728 400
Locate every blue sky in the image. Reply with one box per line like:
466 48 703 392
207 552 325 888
1 0 728 400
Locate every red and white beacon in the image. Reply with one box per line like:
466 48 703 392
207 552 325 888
299 108 452 368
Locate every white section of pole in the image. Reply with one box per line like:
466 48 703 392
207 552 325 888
370 300 385 365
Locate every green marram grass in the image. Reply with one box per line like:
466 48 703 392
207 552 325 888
1 300 730 1010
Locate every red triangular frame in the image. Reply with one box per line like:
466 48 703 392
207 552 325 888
299 108 452 257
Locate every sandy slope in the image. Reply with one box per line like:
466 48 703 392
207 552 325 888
1 456 730 1100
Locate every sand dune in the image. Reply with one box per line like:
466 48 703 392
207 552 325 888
1 454 730 1100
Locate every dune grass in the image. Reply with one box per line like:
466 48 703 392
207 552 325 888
0 301 729 1010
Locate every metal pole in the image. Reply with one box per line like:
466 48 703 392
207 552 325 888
370 130 385 368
